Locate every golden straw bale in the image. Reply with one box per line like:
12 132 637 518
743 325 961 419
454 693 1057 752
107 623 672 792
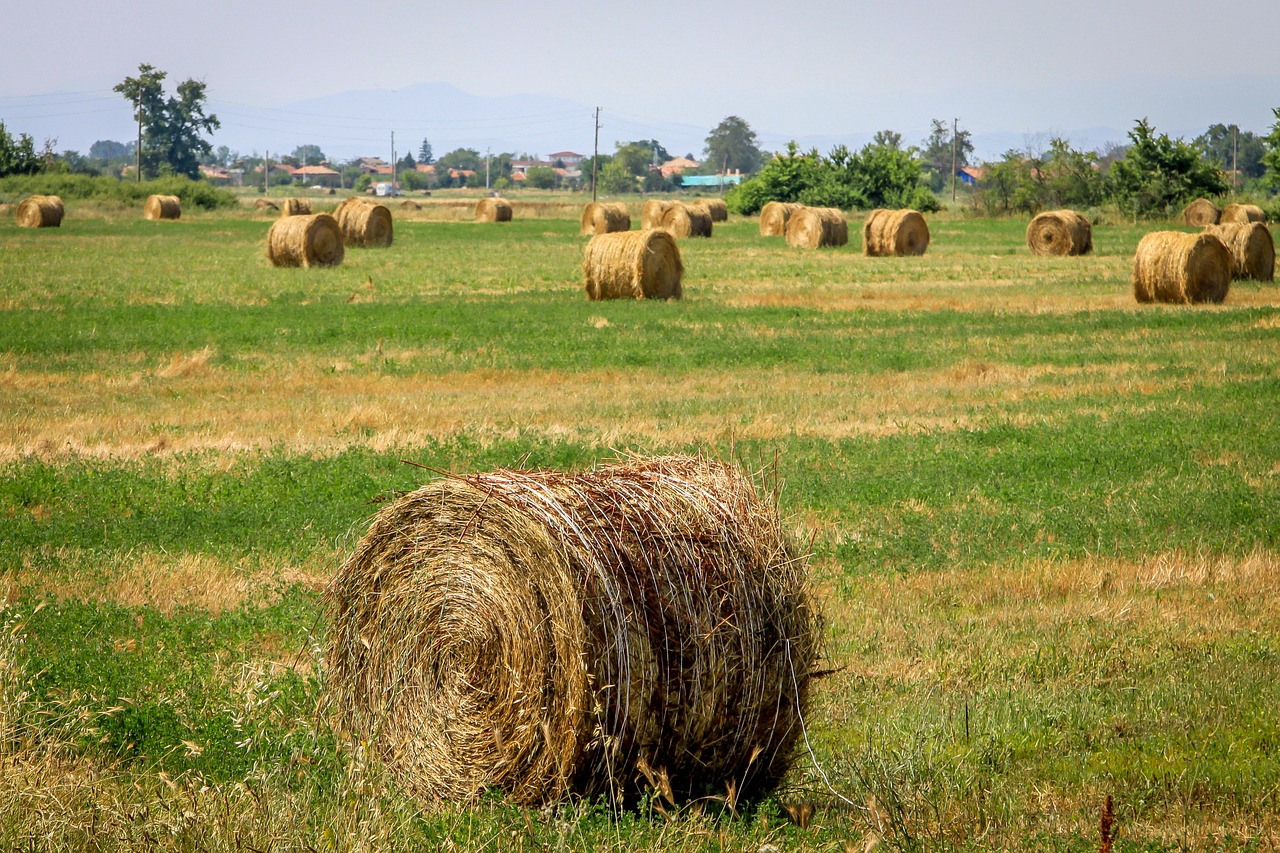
1131 231 1231 304
253 198 279 212
265 213 344 268
143 194 181 221
785 206 848 249
1205 222 1275 281
759 201 802 237
399 199 423 211
1220 203 1266 224
1026 209 1092 256
659 203 712 239
580 201 631 235
691 198 728 222
326 455 821 808
582 229 683 300
641 199 676 229
475 197 513 222
863 208 930 256
15 195 64 228
280 198 312 217
333 197 393 248
1181 198 1220 227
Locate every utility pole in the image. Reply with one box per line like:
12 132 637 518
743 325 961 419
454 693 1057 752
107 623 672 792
390 131 396 196
951 117 959 203
264 150 269 194
592 107 600 202
486 147 491 190
135 94 142 183
1232 124 1239 190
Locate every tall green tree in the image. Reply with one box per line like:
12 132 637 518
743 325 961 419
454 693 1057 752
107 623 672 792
921 119 973 192
1109 118 1227 218
1195 124 1265 182
291 144 326 166
418 138 434 165
1261 108 1280 192
113 64 219 179
704 116 764 175
623 138 670 167
0 121 40 177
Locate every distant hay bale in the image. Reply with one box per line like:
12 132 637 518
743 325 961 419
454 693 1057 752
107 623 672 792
1026 209 1092 256
475 197 513 222
759 201 802 237
253 199 279 212
1131 231 1231 304
641 199 676 229
15 195 64 228
580 201 631 235
1205 222 1275 282
399 199 423 211
1220 203 1266 224
692 198 728 222
143 194 181 221
334 197 393 248
281 198 312 217
582 229 683 300
863 208 930 257
786 207 848 249
325 454 821 808
1181 198 1220 227
266 213 344 268
659 203 712 239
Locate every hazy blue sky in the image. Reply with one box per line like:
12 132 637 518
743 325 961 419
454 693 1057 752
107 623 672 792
3 0 1278 160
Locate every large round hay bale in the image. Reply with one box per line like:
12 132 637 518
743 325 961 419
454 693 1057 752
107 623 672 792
265 213 344 268
659 203 712 239
1131 231 1231 304
15 195 64 228
641 199 676 229
1219 203 1266 224
759 201 802 237
334 197 393 248
582 229 683 300
863 208 930 257
143 194 181 221
475 197 513 222
580 201 631 236
692 198 728 222
281 198 312 217
786 207 848 249
326 455 821 808
1182 198 1220 227
399 199 423 211
253 198 279 212
1026 209 1092 256
1205 222 1274 282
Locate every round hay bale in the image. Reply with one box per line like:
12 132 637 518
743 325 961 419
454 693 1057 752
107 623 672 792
265 212 344 268
253 198 279 212
15 195 64 228
1205 222 1275 282
863 208 930 257
786 207 848 249
143 194 181 221
659 203 712 239
1220 203 1266 224
1131 231 1231 304
326 455 821 808
692 198 728 222
759 201 802 237
475 197 513 222
334 197 393 248
1026 209 1092 256
399 199 423 211
280 198 312 217
580 201 631 236
582 229 683 300
641 199 676 230
1182 198 1220 227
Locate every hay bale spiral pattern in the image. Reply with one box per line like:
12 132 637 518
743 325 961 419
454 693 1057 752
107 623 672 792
641 199 676 230
1182 198 1221 227
1205 222 1274 281
759 202 802 237
1131 231 1231 304
144 194 181 221
580 202 631 235
280 198 312 217
334 197 394 248
1219 203 1266 224
863 208 930 256
475 197 513 222
16 195 64 228
265 213 344 268
326 456 820 808
1026 209 1092 256
659 203 712 239
786 207 848 249
582 229 683 300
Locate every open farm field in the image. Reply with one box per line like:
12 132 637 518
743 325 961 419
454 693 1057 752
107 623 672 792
2 198 1279 851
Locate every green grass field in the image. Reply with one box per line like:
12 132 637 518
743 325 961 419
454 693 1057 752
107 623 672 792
2 194 1278 851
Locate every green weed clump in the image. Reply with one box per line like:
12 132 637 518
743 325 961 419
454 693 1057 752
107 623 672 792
0 173 237 209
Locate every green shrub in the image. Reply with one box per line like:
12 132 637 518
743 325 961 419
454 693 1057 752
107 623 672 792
0 173 236 209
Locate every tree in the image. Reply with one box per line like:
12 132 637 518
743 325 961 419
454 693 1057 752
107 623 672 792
397 152 416 171
598 159 637 194
872 129 902 150
0 121 40 177
1264 108 1280 192
921 119 973 192
525 165 557 189
623 138 670 167
704 116 764 175
1109 118 1228 218
89 139 132 161
291 144 326 166
612 143 653 178
113 64 219 179
418 137 434 165
1196 123 1266 183
436 147 483 172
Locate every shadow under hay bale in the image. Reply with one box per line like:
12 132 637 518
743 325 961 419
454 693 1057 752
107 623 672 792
759 201 802 237
786 207 848 249
1220 203 1266 224
1026 209 1092 256
475 197 513 222
1132 231 1231 304
582 228 682 300
1182 198 1220 227
144 194 181 221
580 201 631 236
281 198 312 217
1205 222 1275 282
326 455 821 808
692 198 728 222
863 208 929 256
266 213 344 268
659 203 712 239
334 197 393 248
641 199 676 230
16 195 64 228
